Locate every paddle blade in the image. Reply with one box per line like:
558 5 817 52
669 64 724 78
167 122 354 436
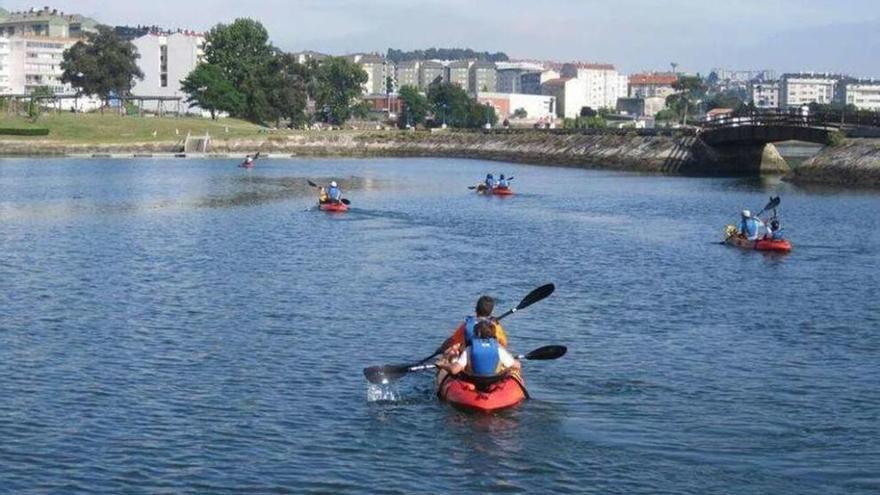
467 186 477 190
524 345 567 360
363 364 411 384
307 180 318 188
517 283 555 310
341 198 351 205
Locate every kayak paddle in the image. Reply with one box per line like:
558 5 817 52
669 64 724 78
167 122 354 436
756 196 780 217
363 345 567 384
362 283 556 381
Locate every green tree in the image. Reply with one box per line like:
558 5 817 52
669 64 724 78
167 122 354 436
426 82 472 127
311 56 368 125
180 63 244 119
202 19 274 90
665 75 707 125
397 85 428 128
61 26 144 107
512 107 528 119
27 86 53 120
262 53 310 127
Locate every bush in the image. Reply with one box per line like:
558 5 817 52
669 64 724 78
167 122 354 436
825 130 846 147
0 127 50 136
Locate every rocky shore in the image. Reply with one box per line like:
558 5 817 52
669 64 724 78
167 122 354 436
785 138 880 187
8 130 880 185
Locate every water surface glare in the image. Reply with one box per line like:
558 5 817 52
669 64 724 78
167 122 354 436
1 157 878 494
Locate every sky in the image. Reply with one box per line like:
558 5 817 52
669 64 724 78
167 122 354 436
4 0 879 76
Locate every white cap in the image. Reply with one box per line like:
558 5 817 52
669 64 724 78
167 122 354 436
330 181 337 187
742 209 751 218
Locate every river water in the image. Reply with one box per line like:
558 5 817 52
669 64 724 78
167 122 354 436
1 157 878 494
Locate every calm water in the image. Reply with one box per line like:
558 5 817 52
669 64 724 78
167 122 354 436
1 157 878 494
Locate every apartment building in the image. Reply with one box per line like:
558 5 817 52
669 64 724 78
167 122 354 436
780 73 839 108
349 53 388 95
0 6 97 38
628 73 677 99
419 60 445 88
447 60 470 89
750 81 780 109
560 62 628 110
0 36 10 94
131 31 204 112
3 36 74 94
468 61 496 94
839 80 880 111
395 60 420 90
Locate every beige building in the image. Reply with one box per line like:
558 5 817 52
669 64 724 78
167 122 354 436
750 81 780 109
349 53 388 95
395 60 420 90
0 6 97 38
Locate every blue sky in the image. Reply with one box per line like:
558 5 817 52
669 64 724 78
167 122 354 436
5 0 879 76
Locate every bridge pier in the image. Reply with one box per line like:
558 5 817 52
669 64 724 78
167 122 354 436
686 139 790 176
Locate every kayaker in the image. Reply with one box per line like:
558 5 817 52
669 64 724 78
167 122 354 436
738 209 765 241
497 174 509 189
436 321 520 378
441 295 509 363
318 186 329 203
327 181 342 203
485 174 496 189
766 218 784 240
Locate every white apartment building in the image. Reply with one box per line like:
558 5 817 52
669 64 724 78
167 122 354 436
131 32 204 113
3 35 73 94
0 37 10 94
780 74 837 108
840 81 880 111
560 63 628 110
750 81 780 109
349 53 388 95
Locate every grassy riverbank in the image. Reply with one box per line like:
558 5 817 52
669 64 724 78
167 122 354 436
0 113 265 143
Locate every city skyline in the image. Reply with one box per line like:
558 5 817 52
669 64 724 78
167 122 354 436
3 0 879 77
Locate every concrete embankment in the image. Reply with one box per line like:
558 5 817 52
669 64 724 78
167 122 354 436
0 130 789 176
785 138 880 187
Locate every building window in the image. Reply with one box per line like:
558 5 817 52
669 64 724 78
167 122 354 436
161 74 168 88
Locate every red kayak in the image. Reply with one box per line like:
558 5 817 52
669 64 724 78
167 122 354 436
725 235 792 253
319 201 348 213
437 372 528 413
238 162 254 169
492 186 514 196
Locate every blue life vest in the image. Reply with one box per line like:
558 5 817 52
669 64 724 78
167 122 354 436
328 186 341 200
740 217 761 240
485 178 496 189
468 338 501 377
498 178 508 188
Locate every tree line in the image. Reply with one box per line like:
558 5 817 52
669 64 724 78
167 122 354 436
60 19 368 127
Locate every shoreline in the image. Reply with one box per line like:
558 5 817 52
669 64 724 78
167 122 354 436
2 131 879 187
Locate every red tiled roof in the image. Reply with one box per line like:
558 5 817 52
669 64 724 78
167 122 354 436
629 73 678 85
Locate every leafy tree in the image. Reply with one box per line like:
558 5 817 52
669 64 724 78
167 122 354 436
180 63 243 119
27 86 53 120
427 82 472 127
61 26 144 107
202 19 274 90
311 57 368 125
705 89 745 112
397 85 429 128
259 53 310 127
665 75 707 125
511 107 528 119
579 106 597 118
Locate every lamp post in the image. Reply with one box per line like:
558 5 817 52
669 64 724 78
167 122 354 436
442 103 447 129
72 71 84 114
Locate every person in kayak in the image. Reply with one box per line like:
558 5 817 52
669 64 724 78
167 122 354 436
497 174 509 189
440 295 509 365
326 181 342 203
738 209 765 241
766 218 784 240
436 321 520 378
318 186 329 203
485 174 496 189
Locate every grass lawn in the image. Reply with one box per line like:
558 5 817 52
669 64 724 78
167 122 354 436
0 112 267 143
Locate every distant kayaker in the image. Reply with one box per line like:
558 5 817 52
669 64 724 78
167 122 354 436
436 321 520 378
327 181 342 203
739 209 765 241
497 174 509 189
485 174 496 189
442 295 508 362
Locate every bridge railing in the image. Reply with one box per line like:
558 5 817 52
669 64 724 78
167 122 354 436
698 108 880 130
